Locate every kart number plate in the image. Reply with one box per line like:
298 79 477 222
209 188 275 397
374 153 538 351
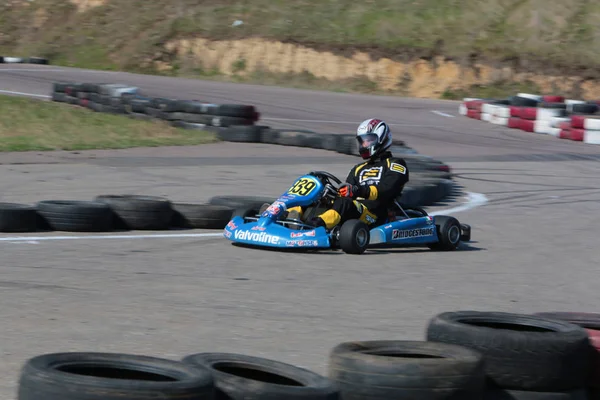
287 177 317 196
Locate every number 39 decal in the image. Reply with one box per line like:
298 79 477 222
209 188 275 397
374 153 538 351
287 177 317 196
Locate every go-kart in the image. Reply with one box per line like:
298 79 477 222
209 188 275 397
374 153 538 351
223 171 471 254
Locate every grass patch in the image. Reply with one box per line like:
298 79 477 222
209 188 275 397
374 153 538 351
0 95 218 152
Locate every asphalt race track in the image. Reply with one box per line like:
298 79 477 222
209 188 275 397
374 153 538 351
1 64 600 398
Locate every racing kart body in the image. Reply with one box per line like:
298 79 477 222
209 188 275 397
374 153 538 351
223 171 471 254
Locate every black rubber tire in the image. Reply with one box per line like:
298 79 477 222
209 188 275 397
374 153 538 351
509 96 540 107
539 102 567 110
339 219 370 254
169 120 208 130
130 97 152 113
232 206 260 221
18 352 215 400
144 107 168 119
182 352 339 400
532 312 600 330
0 202 38 232
170 112 212 124
171 203 234 229
217 125 265 142
328 340 485 400
425 310 595 391
209 195 277 210
571 103 598 114
260 128 281 144
210 116 254 127
28 56 49 65
52 82 71 93
128 112 155 121
150 97 177 110
51 92 68 102
36 200 113 232
484 388 589 400
427 215 462 251
94 195 174 230
276 130 314 147
337 135 358 155
320 134 341 151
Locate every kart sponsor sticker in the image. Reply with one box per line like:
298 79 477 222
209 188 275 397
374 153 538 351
358 167 382 183
390 162 406 174
223 230 232 238
426 216 433 224
226 221 237 229
290 230 316 238
263 201 286 216
286 239 318 247
392 227 434 239
251 226 266 231
234 230 279 244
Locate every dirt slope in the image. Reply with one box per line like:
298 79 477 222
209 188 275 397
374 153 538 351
2 0 600 98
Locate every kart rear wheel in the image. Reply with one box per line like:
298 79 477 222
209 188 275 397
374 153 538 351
339 219 370 255
427 215 461 251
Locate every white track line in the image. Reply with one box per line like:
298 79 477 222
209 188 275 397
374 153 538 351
0 69 66 72
429 192 488 216
0 193 487 243
0 232 223 242
0 89 50 98
431 110 455 118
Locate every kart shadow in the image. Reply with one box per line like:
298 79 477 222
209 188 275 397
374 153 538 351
231 241 484 255
365 242 485 255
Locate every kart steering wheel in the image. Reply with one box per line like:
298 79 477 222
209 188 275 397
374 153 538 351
308 171 343 187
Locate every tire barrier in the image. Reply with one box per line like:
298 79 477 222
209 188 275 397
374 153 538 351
15 310 600 400
0 178 455 233
47 81 456 213
0 56 49 65
459 93 600 145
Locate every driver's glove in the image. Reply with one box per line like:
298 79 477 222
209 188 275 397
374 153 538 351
339 184 363 199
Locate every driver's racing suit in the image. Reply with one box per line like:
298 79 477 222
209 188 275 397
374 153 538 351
288 151 409 229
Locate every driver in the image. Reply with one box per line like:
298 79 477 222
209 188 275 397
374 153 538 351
287 118 409 230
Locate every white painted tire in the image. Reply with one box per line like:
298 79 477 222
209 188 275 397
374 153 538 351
583 118 600 131
584 131 600 144
459 103 467 115
517 93 542 101
490 116 509 126
481 112 492 122
537 108 565 121
550 117 570 128
534 120 551 134
493 106 511 118
548 127 562 137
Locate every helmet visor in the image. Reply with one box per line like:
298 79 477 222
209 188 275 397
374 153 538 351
357 133 378 148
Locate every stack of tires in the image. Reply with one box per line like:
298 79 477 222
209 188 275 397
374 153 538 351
15 310 600 400
17 352 340 400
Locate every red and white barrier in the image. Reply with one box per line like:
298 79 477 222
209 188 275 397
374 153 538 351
458 93 600 145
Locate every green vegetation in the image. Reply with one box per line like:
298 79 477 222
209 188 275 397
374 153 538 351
3 0 600 70
0 95 217 152
1 0 598 96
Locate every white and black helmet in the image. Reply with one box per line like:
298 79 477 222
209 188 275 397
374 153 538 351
355 118 392 160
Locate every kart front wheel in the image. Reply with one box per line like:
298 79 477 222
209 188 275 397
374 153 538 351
339 219 370 255
427 215 461 251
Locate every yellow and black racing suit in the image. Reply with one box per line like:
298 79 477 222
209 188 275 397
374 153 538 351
289 151 409 229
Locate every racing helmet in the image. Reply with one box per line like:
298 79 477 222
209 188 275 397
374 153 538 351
356 118 392 160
